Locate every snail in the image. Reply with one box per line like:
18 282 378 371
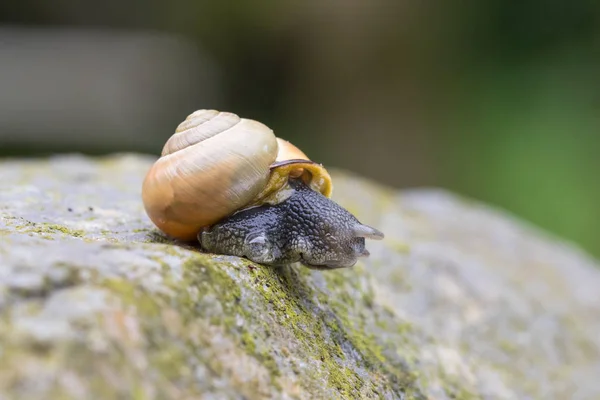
141 109 384 269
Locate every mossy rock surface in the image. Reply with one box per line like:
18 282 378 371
1 154 599 400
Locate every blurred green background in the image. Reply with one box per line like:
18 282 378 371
0 1 598 258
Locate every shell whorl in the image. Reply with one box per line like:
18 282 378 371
163 110 242 156
142 110 279 240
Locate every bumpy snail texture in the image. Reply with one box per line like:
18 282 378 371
199 179 384 269
141 109 384 269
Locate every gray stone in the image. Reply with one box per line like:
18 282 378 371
0 153 599 400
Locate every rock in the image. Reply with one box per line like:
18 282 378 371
1 153 599 400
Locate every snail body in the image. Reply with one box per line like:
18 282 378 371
142 109 383 269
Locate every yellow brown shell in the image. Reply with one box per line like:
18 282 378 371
141 109 332 240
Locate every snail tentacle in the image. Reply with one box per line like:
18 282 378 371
352 224 384 240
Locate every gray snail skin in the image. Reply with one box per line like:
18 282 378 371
142 109 384 269
199 178 384 269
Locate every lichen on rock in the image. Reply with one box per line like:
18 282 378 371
1 154 599 399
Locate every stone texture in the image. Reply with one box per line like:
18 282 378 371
0 153 599 400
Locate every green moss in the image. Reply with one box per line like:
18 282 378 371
438 372 479 400
47 224 85 237
178 256 283 383
391 241 412 254
98 277 208 397
320 267 424 396
144 231 172 244
498 339 519 355
8 217 86 239
240 331 257 354
103 278 162 317
174 254 422 398
3 217 88 239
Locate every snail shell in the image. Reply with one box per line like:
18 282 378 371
142 109 332 240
